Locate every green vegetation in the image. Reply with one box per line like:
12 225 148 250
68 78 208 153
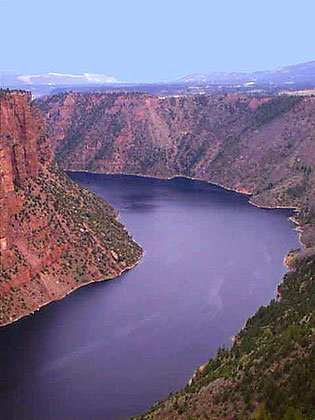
137 255 314 419
252 406 307 420
0 162 143 324
0 88 27 96
253 96 302 127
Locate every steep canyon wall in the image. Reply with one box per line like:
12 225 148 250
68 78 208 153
0 91 142 325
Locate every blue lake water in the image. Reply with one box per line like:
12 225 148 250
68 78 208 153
0 173 299 420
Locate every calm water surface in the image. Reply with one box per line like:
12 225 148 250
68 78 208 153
0 174 299 420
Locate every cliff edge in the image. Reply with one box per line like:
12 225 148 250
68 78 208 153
0 91 142 326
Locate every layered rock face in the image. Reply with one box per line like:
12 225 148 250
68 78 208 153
0 91 142 325
38 92 315 248
0 91 38 193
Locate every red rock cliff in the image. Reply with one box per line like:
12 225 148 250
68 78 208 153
0 91 142 326
1 91 38 191
1 92 39 261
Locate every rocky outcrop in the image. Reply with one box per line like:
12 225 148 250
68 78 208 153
0 91 142 326
37 92 315 249
1 92 38 192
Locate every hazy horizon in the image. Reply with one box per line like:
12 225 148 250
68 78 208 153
1 0 314 83
1 59 315 85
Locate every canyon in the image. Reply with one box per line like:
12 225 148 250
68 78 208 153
1 173 300 420
0 89 314 419
37 91 315 250
36 91 314 419
0 90 142 326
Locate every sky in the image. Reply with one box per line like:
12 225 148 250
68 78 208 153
1 0 314 82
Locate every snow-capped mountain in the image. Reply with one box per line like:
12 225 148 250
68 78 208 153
0 71 126 97
7 72 120 86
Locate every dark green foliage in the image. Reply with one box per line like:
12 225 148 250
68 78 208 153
139 256 315 419
0 88 26 97
253 96 302 127
252 406 307 420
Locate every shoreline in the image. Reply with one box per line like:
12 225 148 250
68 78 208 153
68 169 306 276
66 168 305 248
65 168 307 394
0 183 145 329
2 168 304 328
0 248 143 329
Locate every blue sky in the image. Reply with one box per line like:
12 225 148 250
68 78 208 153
1 0 314 82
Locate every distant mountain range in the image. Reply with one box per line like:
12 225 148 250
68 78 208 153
176 61 315 86
1 61 314 97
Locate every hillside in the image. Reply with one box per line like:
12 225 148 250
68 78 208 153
37 91 315 249
0 91 142 326
37 91 315 419
136 254 315 420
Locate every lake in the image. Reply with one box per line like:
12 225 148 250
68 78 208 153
0 173 300 420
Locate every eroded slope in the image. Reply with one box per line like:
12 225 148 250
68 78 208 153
0 91 142 326
37 92 315 248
